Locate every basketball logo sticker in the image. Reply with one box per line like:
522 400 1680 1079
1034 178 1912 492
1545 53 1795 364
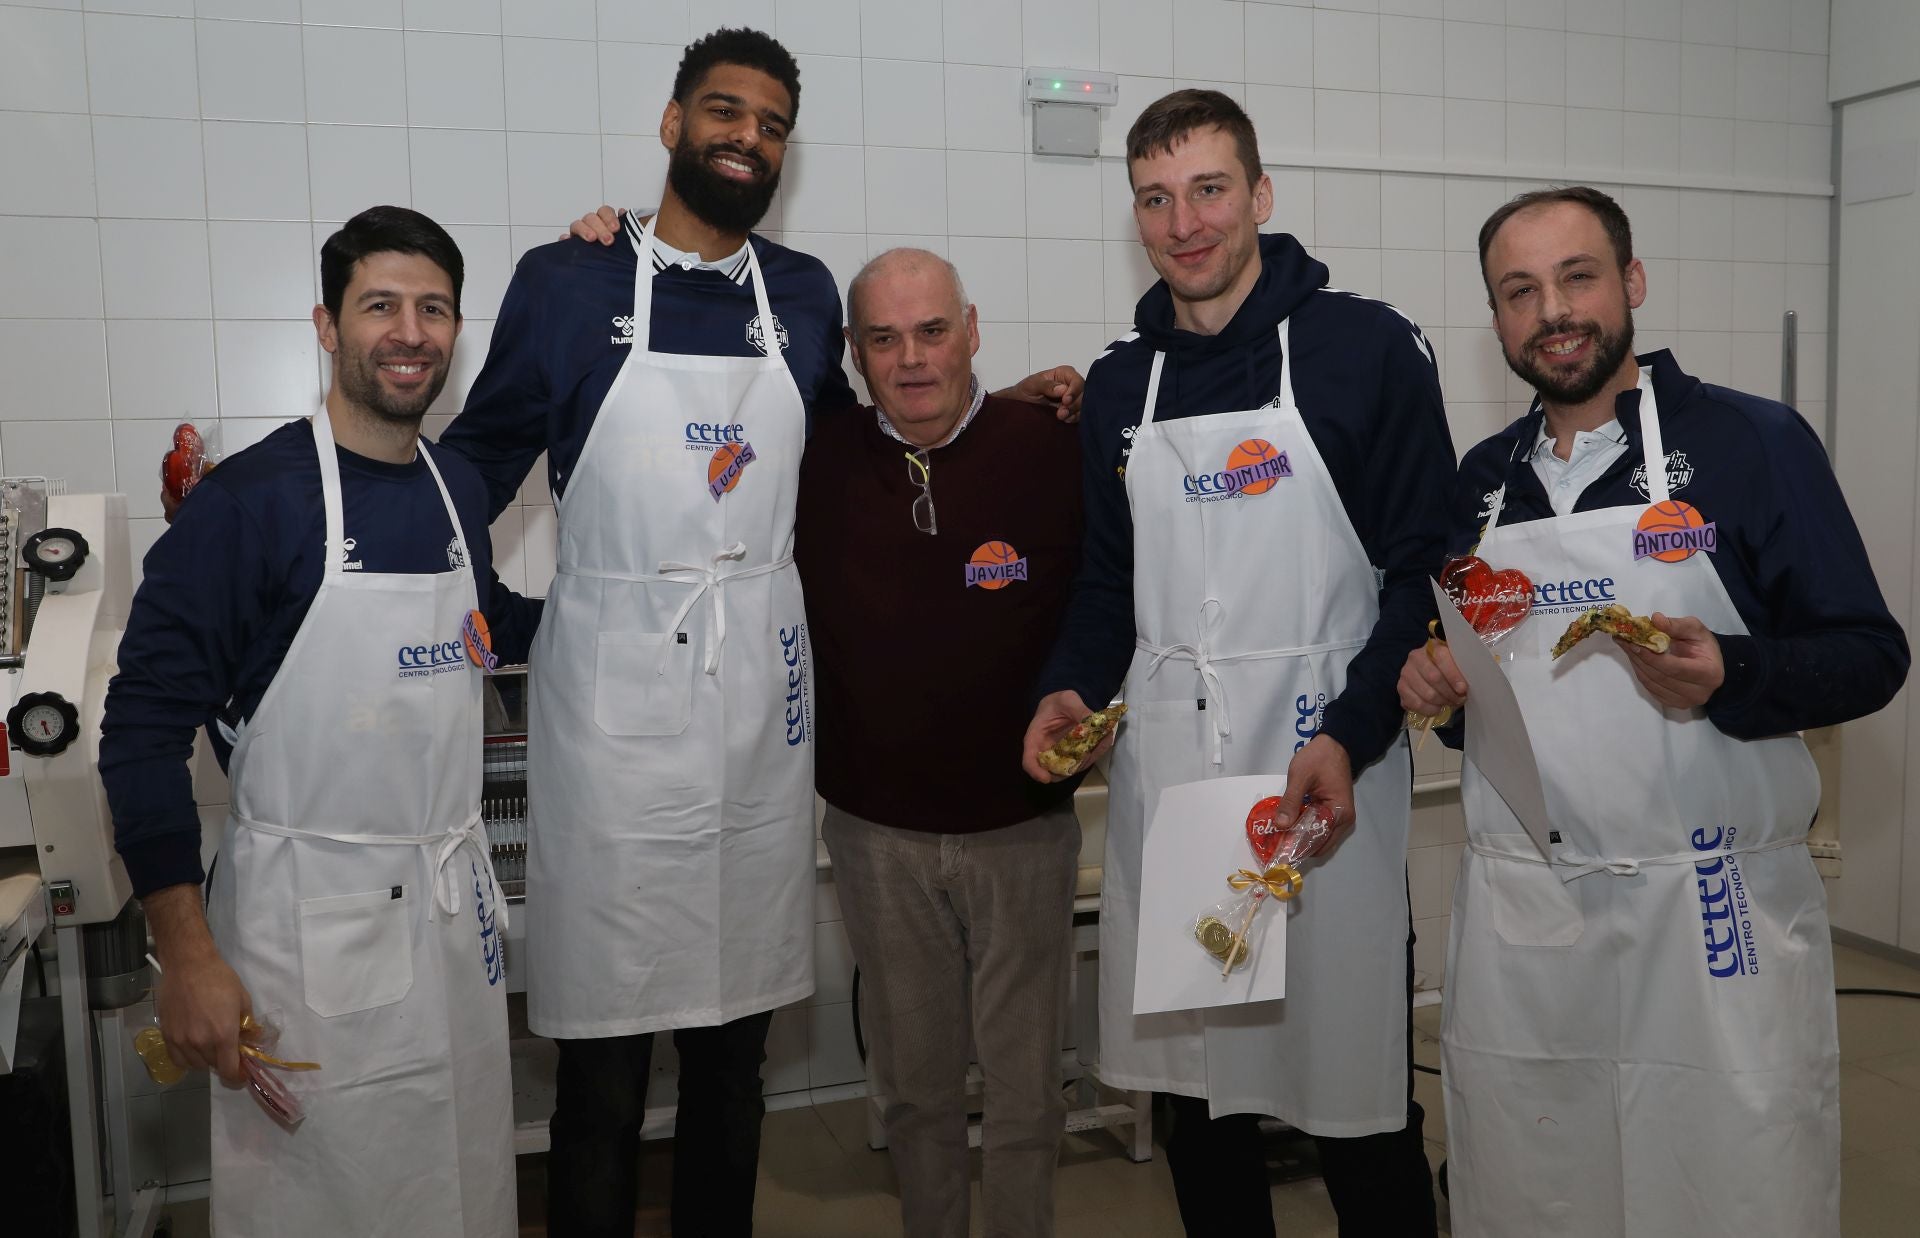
965 541 1028 589
707 440 757 501
1633 500 1716 562
462 608 498 672
1180 438 1293 502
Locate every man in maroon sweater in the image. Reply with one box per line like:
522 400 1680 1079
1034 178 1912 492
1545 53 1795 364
795 248 1084 1238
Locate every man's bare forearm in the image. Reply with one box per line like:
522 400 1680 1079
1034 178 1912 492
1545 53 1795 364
144 882 218 967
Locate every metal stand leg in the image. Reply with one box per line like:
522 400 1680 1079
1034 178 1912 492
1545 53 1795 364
98 1005 135 1234
58 922 106 1238
1127 1089 1153 1163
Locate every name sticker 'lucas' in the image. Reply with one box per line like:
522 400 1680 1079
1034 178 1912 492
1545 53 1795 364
708 441 757 501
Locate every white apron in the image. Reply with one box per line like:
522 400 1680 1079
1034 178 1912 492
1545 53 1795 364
1101 320 1415 1136
206 407 514 1238
525 217 814 1037
1443 371 1836 1237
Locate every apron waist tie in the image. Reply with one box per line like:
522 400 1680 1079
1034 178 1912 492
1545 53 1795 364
233 811 505 928
557 545 794 676
1136 597 1368 767
1470 833 1806 881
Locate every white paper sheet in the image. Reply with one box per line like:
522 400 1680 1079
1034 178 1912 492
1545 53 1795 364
1134 774 1292 1015
1431 579 1555 860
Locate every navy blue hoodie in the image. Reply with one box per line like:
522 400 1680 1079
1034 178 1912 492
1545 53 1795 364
441 215 856 517
1039 233 1456 770
1448 350 1907 739
103 420 543 897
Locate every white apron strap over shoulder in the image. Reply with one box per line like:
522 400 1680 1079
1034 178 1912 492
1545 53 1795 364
630 215 781 357
1134 321 1364 765
312 403 478 597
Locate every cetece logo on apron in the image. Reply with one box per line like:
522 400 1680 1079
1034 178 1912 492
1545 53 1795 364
396 634 471 679
1634 501 1716 563
1691 825 1760 979
779 623 812 747
965 540 1028 589
472 859 503 986
1182 438 1293 502
682 421 759 501
1292 691 1326 753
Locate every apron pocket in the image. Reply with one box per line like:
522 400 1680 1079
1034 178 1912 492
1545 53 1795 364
298 887 415 1017
1479 837 1585 947
593 631 694 737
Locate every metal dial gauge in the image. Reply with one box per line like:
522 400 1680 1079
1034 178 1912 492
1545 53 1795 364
23 527 88 582
8 691 79 757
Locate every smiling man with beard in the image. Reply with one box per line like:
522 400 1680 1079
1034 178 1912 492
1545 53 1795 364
101 206 539 1238
1399 186 1907 1236
443 26 1080 1238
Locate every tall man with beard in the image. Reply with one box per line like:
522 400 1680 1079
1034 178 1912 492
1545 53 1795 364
445 27 1078 1238
1399 187 1907 1235
101 206 539 1238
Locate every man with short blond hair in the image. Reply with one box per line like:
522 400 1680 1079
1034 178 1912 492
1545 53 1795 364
1025 89 1449 1235
797 247 1085 1238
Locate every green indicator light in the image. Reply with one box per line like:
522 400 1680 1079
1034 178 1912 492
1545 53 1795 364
1052 81 1062 89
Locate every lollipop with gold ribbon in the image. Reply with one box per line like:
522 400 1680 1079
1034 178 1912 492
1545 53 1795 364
1193 795 1337 979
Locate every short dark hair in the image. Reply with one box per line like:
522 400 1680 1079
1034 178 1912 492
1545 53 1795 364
1125 89 1263 191
673 27 801 127
319 206 464 320
1477 186 1635 296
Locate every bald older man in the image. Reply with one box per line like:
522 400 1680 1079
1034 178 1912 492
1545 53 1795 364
795 249 1086 1238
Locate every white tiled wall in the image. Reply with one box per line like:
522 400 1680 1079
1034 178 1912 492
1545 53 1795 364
2 0 1836 983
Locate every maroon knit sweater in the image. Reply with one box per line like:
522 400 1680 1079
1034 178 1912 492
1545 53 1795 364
795 397 1084 833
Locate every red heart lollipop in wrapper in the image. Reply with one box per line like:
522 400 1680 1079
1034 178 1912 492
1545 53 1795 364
1408 555 1535 739
1244 795 1338 867
1192 797 1338 978
1440 555 1533 644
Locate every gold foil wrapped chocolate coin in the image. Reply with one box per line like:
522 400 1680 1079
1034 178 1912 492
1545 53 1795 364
1195 917 1249 969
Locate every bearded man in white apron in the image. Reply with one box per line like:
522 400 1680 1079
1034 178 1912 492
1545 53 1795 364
1400 186 1908 1237
1025 89 1452 1236
104 208 538 1237
448 30 1083 1237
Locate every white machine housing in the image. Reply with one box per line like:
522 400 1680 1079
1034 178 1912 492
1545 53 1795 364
3 492 133 925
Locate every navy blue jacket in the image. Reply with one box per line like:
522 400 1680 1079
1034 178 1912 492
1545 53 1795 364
441 215 857 517
102 420 541 897
1038 233 1456 770
1450 350 1907 739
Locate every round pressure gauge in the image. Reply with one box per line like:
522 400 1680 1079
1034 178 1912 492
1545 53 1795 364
8 691 80 757
23 527 89 582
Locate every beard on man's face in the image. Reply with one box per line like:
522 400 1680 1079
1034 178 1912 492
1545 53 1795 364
666 133 781 234
1502 306 1637 406
335 342 450 425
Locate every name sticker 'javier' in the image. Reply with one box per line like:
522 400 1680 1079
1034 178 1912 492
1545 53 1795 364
965 541 1029 589
1633 500 1716 563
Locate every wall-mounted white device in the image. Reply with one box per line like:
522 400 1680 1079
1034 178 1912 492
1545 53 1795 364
1024 68 1119 158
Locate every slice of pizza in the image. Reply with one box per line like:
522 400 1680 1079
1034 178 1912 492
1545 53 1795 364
1039 703 1129 776
1551 604 1672 660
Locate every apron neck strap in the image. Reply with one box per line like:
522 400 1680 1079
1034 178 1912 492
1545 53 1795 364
312 405 350 579
1632 367 1667 503
310 404 477 596
630 215 780 357
1483 366 1660 534
1140 320 1291 428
